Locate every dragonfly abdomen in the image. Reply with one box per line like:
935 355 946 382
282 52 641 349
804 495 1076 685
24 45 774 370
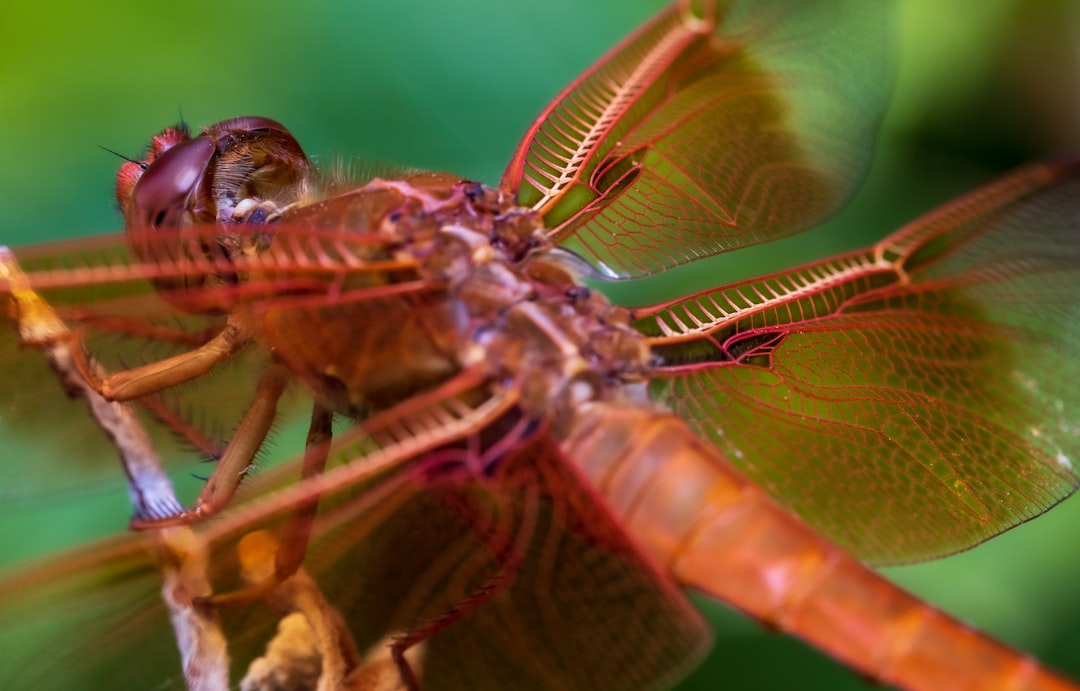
562 402 1073 691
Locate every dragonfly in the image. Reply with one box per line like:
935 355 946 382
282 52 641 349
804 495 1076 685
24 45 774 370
2 0 1080 689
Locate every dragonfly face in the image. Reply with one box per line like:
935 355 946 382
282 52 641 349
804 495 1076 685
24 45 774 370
2 1 1080 690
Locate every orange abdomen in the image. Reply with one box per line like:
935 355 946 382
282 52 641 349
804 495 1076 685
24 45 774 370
563 402 1074 691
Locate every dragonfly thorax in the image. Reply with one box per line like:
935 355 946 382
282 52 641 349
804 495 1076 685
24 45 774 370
262 172 653 426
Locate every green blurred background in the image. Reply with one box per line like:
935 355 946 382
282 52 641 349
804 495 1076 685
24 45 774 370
2 0 1080 689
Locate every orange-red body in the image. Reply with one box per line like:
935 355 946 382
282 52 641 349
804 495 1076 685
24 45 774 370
1 1 1079 690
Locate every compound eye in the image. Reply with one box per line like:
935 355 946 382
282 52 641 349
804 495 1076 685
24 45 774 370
127 135 216 231
114 124 191 214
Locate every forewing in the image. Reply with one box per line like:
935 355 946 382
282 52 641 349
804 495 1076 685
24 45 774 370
0 234 240 501
502 0 889 278
0 226 411 501
639 160 1080 564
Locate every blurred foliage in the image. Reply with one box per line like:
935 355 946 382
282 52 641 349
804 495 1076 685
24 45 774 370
1 0 1079 689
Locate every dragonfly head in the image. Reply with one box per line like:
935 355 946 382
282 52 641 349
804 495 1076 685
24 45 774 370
118 117 312 312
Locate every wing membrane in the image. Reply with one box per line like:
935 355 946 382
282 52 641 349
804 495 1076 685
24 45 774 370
0 383 709 689
0 226 420 501
502 0 889 278
639 160 1080 564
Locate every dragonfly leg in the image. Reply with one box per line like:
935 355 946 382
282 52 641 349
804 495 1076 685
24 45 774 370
274 404 334 576
63 312 218 347
73 315 252 401
206 403 335 608
130 361 290 527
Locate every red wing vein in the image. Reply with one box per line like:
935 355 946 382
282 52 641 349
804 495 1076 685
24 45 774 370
704 366 1045 516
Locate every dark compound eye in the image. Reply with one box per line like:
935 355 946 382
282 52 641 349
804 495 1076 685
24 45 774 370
127 136 216 230
114 124 191 213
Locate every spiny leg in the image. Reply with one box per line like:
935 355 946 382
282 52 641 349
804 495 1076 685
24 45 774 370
131 361 291 527
72 315 252 401
208 403 335 607
276 404 334 578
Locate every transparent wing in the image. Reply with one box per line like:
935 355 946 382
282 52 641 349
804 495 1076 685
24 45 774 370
0 388 709 689
639 160 1080 564
502 0 889 278
0 225 418 501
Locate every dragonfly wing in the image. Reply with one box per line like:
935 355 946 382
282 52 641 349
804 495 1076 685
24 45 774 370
639 160 1080 564
1 370 710 690
0 225 413 502
502 0 890 279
